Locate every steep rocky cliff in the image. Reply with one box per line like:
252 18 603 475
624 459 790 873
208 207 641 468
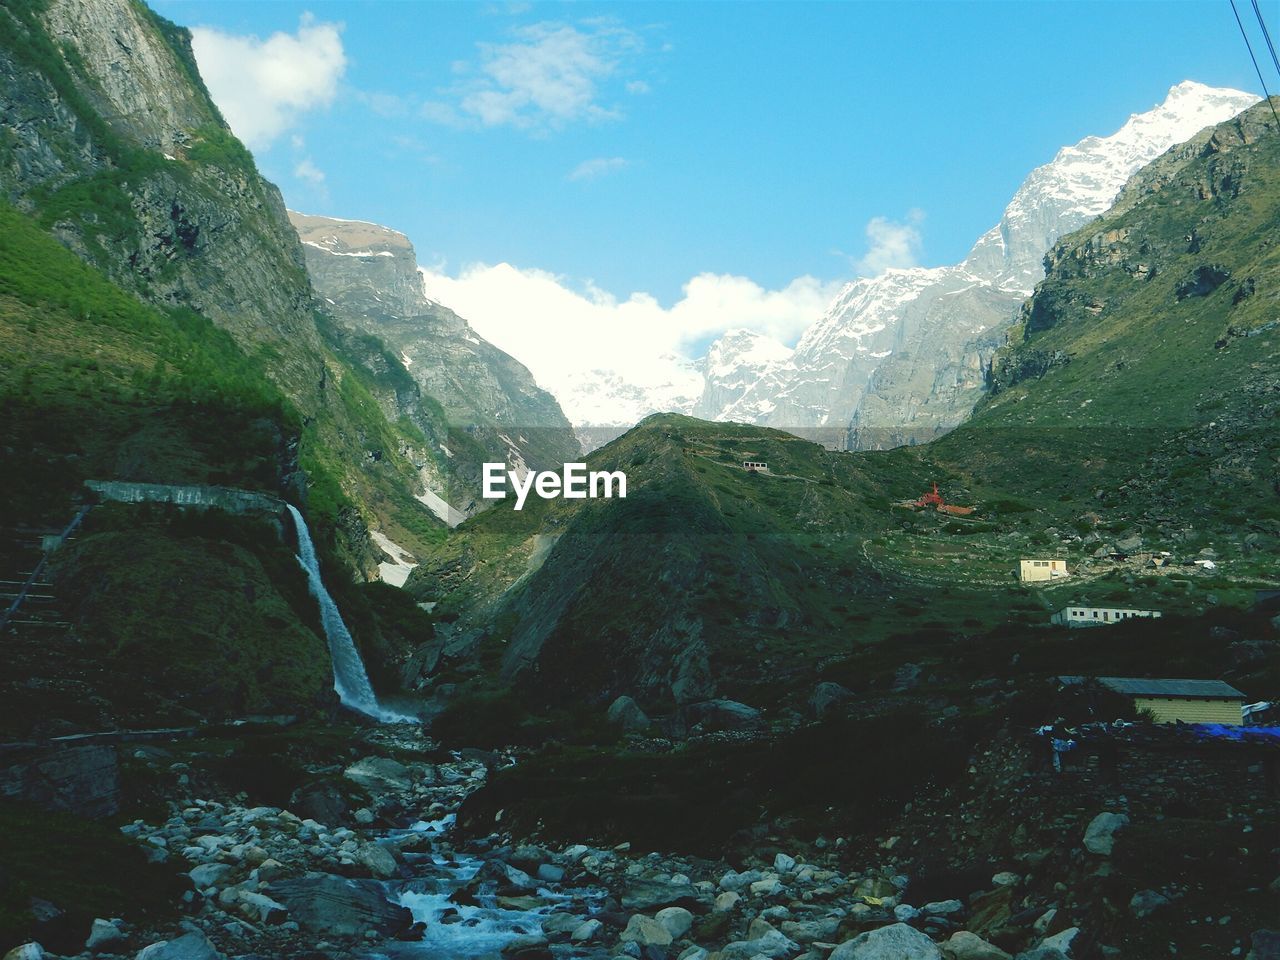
0 0 442 570
290 212 580 506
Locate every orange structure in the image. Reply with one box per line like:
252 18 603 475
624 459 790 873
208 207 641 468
911 482 975 515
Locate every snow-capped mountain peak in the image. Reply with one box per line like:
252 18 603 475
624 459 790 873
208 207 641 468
537 81 1260 450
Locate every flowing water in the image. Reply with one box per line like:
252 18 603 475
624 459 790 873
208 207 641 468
287 504 414 723
368 817 609 959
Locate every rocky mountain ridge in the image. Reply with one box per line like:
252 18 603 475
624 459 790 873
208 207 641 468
556 81 1260 451
290 211 581 518
0 0 459 571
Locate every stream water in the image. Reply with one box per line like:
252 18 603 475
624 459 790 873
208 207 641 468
366 816 609 959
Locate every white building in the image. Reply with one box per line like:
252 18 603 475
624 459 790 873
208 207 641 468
1051 605 1162 627
1018 559 1069 582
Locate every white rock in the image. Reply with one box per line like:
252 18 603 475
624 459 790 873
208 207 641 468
943 930 1011 960
655 907 694 940
922 899 963 915
718 929 800 960
750 875 783 897
1082 812 1128 856
1040 927 1079 956
828 923 941 960
715 892 742 912
570 919 604 943
134 929 223 960
619 915 673 947
3 945 44 960
189 863 233 890
86 919 125 952
774 853 797 873
357 842 399 879
238 891 288 925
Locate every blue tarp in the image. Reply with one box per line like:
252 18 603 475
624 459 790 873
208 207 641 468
1187 723 1280 744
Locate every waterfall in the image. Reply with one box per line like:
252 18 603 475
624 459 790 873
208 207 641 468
286 505 412 723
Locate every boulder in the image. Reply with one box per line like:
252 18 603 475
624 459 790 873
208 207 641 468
237 891 288 925
134 930 223 960
751 875 783 897
537 864 565 883
829 923 941 960
943 931 1011 960
3 946 44 960
189 864 234 890
850 877 897 901
686 699 763 732
1082 812 1128 856
774 853 797 873
809 682 852 719
621 879 701 911
608 696 652 732
1128 890 1169 919
291 780 352 826
357 842 400 879
86 919 125 953
343 757 413 793
620 915 673 948
500 934 548 954
1248 930 1280 960
719 929 800 960
655 907 694 940
541 913 582 939
714 892 741 912
571 919 604 943
781 918 840 943
270 876 413 938
1039 928 1078 956
892 664 922 693
719 870 762 892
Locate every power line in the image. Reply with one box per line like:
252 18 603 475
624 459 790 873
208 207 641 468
1229 0 1280 128
1250 0 1280 77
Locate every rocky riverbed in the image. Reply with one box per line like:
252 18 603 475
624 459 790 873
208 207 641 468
13 721 1251 960
2 721 1280 960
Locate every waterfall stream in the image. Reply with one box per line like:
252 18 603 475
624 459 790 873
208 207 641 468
287 504 413 723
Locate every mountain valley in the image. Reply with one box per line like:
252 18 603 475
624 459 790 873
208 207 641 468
0 2 1277 959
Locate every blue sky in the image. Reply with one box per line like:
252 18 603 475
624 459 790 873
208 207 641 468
154 0 1269 393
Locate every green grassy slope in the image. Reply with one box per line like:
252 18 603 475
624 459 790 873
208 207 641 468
0 204 435 736
938 99 1280 541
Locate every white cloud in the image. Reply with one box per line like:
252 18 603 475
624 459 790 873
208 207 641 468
419 262 837 401
293 158 326 184
424 21 641 131
190 14 347 149
856 209 925 275
568 156 627 181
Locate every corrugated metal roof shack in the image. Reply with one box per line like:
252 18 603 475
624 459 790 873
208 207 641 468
1094 677 1247 725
